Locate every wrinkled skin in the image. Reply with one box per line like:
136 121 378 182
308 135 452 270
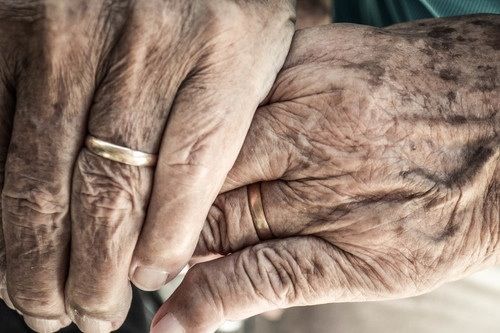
152 15 500 332
0 0 295 332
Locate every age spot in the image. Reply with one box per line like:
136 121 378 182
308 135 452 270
439 68 460 82
446 91 456 103
427 26 456 38
475 65 497 92
471 19 494 27
436 223 458 242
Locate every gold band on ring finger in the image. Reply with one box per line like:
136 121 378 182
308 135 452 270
247 182 273 240
85 135 158 167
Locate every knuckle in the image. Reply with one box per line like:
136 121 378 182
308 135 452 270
75 153 132 207
158 127 225 185
162 120 222 172
159 160 212 187
236 245 306 306
2 188 66 221
73 151 149 226
1 194 68 264
199 193 250 256
199 204 226 255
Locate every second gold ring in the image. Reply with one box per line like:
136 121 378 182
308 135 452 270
247 182 273 240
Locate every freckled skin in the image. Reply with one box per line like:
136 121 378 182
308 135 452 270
152 15 499 332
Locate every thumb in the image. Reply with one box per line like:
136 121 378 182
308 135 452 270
151 237 344 333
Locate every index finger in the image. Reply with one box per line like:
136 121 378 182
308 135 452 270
129 5 295 288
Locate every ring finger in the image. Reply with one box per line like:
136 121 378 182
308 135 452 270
65 6 195 330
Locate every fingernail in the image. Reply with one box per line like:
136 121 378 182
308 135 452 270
72 314 113 333
24 315 69 333
132 266 168 291
152 314 185 333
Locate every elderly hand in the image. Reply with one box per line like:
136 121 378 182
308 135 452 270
152 15 499 332
0 1 295 332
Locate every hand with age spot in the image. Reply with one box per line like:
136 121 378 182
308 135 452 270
150 15 499 333
0 0 295 332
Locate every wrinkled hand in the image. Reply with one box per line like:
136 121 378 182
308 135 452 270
0 1 295 332
153 15 500 332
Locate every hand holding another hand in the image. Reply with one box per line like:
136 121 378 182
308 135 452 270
0 4 497 332
152 15 499 332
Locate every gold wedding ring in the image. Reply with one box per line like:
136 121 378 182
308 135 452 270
85 135 158 167
247 183 273 240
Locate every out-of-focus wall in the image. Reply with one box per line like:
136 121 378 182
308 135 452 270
296 0 332 29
